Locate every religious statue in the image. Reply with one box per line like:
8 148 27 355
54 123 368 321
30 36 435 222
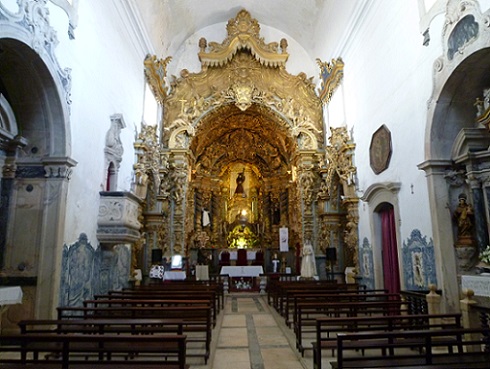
235 171 245 195
272 253 280 273
300 241 317 279
453 193 474 240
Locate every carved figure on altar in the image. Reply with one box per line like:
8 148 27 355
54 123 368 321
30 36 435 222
272 253 280 273
453 193 474 240
235 171 245 195
301 241 317 278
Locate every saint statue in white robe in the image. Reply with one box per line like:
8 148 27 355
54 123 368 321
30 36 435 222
300 242 317 278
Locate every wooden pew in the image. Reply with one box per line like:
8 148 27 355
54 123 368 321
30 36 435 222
332 327 490 369
130 280 224 310
56 304 212 364
85 297 217 327
269 280 350 313
98 290 219 326
312 313 462 369
294 299 408 355
285 291 396 327
0 333 188 368
18 318 183 335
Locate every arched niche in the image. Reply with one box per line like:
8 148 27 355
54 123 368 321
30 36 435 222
0 1 75 325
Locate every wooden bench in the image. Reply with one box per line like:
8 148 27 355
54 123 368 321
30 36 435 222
270 281 356 313
312 313 462 369
0 333 188 368
96 292 219 326
56 304 212 363
332 327 490 369
294 299 408 355
130 280 224 310
18 318 183 336
286 291 397 327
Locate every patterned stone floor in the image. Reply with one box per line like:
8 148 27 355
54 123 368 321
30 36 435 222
190 292 327 369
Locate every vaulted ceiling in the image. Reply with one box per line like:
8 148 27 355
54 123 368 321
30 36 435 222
132 0 364 60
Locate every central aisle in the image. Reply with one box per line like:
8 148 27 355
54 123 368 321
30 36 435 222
191 292 314 369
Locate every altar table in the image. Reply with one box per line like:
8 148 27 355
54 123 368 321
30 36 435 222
163 271 187 281
220 265 264 277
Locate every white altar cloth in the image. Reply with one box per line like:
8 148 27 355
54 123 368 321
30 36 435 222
0 286 23 305
461 275 490 297
163 271 186 281
220 266 264 277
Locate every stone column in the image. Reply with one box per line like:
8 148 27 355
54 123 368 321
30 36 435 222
418 160 460 313
36 158 76 319
0 158 16 269
469 177 488 253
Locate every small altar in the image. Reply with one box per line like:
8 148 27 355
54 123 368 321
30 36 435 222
220 265 264 277
220 266 264 292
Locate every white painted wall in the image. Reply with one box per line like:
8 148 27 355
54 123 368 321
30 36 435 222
318 2 446 247
47 0 149 246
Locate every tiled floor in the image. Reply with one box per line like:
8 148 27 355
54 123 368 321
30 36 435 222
190 292 329 369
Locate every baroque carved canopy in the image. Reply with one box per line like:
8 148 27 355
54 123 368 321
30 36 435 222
144 9 324 178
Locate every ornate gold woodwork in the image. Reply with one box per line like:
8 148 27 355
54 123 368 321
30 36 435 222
323 127 359 269
133 123 160 202
198 9 289 68
132 9 361 275
144 55 172 105
317 57 344 104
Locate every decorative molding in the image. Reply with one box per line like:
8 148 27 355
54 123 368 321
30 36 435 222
113 0 155 57
49 0 79 39
42 156 77 179
361 182 401 202
97 191 142 243
0 0 72 109
451 127 490 164
331 1 376 58
198 9 289 68
144 55 172 105
316 57 344 104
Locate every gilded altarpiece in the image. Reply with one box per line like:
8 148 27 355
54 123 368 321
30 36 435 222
132 10 359 276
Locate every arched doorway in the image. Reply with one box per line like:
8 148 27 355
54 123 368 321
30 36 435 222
376 203 400 295
0 26 73 326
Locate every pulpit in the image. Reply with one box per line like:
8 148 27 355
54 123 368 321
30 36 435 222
236 249 247 266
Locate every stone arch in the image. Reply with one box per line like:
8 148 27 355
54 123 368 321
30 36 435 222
362 182 402 291
0 2 75 324
420 2 490 312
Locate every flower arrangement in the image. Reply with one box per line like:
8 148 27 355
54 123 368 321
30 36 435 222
479 245 490 264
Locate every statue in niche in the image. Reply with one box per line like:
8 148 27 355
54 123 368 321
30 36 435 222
235 171 245 195
453 193 474 240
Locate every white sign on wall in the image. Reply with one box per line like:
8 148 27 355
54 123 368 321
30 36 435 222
279 227 289 252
